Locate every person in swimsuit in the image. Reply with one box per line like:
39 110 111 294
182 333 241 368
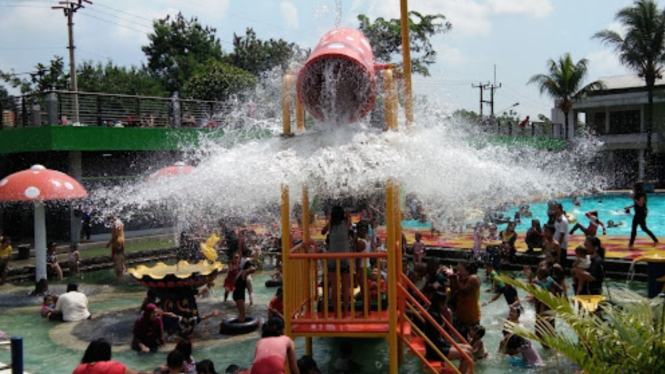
224 253 240 302
442 261 481 340
250 318 299 374
233 261 256 323
106 215 125 283
542 224 561 266
626 182 658 248
570 210 606 236
46 242 63 280
321 206 352 318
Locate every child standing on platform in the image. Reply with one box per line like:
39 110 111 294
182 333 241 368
413 232 426 265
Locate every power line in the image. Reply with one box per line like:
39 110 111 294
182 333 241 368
78 12 153 34
86 7 154 29
93 2 155 22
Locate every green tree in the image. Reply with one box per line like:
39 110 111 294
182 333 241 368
594 0 665 174
358 11 451 76
501 276 665 374
528 53 605 141
0 56 69 94
142 12 224 93
77 61 167 96
452 109 481 125
182 60 256 101
0 85 9 101
224 28 307 76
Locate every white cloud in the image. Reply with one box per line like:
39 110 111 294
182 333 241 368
487 0 552 18
586 49 630 78
438 43 467 65
280 2 299 29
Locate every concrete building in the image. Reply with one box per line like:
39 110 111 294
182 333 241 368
567 74 665 188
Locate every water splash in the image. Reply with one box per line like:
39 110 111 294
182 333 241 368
91 68 605 232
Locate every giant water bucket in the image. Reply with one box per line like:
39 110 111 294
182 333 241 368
296 28 376 124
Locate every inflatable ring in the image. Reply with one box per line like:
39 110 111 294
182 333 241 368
265 279 282 288
200 243 218 261
566 213 577 224
219 317 261 335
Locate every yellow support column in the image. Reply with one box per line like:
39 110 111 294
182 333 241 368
282 75 293 135
296 95 305 133
394 184 404 363
400 0 414 125
302 186 313 356
281 185 292 337
384 69 397 131
386 180 398 374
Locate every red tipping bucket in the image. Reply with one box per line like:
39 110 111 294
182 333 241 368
296 28 375 124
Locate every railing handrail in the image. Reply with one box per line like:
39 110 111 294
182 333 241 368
400 272 432 307
290 251 388 259
49 89 228 104
397 283 474 372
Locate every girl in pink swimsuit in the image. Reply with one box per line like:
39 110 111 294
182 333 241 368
250 318 300 374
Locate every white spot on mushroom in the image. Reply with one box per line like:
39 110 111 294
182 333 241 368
25 186 40 199
360 38 371 50
33 171 40 174
52 180 62 187
64 182 74 190
346 36 355 41
0 179 7 187
327 42 345 49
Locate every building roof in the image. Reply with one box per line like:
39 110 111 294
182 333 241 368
598 74 665 90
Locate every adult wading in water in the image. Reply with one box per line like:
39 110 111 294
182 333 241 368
626 182 658 248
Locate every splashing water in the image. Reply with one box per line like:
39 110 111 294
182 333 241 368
91 69 605 231
335 0 342 27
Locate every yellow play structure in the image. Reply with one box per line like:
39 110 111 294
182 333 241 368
278 2 473 373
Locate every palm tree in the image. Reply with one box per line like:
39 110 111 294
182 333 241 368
501 276 665 373
594 0 665 177
528 53 605 141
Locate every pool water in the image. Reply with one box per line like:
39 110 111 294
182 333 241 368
503 193 665 236
0 266 649 374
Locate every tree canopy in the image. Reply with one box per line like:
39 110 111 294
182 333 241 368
224 28 308 76
358 11 451 76
78 61 168 97
142 12 224 93
0 56 69 94
528 53 605 139
183 60 256 101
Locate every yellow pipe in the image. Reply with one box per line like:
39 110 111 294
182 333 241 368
386 180 398 374
282 74 293 135
296 95 305 133
281 184 291 336
394 184 404 364
301 186 312 356
399 0 414 125
384 69 397 131
405 317 462 374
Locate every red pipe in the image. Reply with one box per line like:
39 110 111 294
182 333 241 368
296 28 376 124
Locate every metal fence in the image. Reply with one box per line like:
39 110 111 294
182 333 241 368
0 90 236 129
487 119 565 138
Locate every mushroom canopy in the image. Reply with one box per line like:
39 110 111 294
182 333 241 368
0 164 88 201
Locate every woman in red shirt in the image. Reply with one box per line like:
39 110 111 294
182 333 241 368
73 338 149 374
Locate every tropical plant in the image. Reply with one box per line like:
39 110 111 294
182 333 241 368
501 276 665 373
528 53 605 141
0 56 70 94
77 61 168 97
358 11 451 76
594 0 665 175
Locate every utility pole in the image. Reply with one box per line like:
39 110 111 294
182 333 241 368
52 0 91 124
472 82 490 118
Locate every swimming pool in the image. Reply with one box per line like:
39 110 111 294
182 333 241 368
501 193 665 237
0 266 648 374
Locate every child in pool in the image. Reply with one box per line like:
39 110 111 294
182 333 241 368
268 287 284 320
224 253 240 302
501 333 543 367
469 325 489 361
335 342 362 373
68 244 80 277
572 245 591 295
197 282 214 299
41 295 57 318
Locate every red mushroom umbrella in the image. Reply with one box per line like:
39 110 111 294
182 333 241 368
147 162 194 182
0 164 88 283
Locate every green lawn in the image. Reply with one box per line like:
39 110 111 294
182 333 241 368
79 238 175 259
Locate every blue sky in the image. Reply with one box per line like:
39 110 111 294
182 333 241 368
0 0 653 120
